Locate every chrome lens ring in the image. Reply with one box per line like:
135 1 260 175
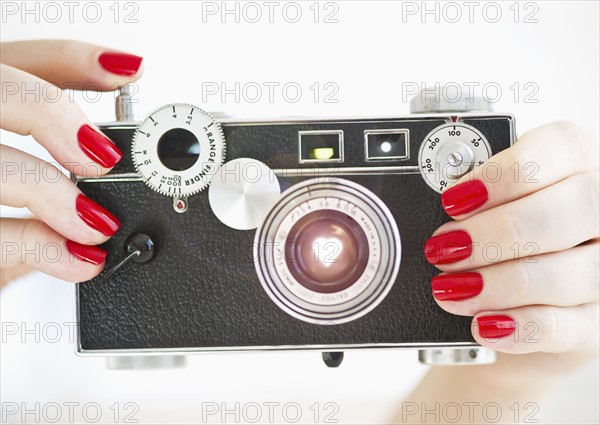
254 178 401 325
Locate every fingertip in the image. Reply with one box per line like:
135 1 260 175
43 239 106 282
471 313 520 353
59 262 104 283
441 179 489 218
65 240 107 265
76 124 123 173
98 50 144 78
75 194 121 239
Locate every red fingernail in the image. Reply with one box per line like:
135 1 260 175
98 52 143 76
477 315 517 339
77 124 122 168
442 180 488 216
65 240 107 265
432 272 483 301
424 230 472 265
76 195 121 236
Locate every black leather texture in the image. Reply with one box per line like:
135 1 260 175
77 116 514 351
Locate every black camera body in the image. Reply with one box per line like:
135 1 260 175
76 89 514 364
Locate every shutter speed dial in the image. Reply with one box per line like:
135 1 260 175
418 122 491 193
132 104 226 197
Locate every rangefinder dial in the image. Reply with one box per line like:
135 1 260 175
418 122 491 193
132 104 225 197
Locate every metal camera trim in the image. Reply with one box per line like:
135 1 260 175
254 178 401 325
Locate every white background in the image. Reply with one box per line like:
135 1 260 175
1 1 599 424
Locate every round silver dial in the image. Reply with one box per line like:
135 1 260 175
418 122 491 193
132 104 225 197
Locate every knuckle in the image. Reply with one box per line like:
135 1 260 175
554 120 582 145
573 173 600 234
18 219 41 244
494 211 524 246
587 242 600 295
553 121 596 161
514 261 534 300
31 84 74 124
540 307 560 344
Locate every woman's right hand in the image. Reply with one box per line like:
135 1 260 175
0 40 144 286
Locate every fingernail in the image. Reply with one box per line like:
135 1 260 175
442 180 488 216
66 240 107 265
477 315 517 339
77 124 122 168
432 272 483 301
76 194 121 236
98 52 143 76
424 230 472 265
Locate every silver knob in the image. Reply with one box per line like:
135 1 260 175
410 85 493 114
418 347 497 365
115 84 135 122
208 158 281 230
106 356 186 370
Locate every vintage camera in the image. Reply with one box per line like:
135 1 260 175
75 86 514 368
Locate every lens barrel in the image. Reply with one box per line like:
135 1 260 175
254 178 401 325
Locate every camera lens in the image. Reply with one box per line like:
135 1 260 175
157 128 200 171
285 210 369 294
254 178 401 325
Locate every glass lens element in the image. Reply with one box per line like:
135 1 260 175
285 210 369 293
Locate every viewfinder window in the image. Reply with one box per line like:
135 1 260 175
364 129 409 161
299 131 344 163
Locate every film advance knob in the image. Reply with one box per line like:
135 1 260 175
208 158 281 230
409 85 493 114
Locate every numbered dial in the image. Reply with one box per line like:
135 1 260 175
132 104 225 197
419 122 491 193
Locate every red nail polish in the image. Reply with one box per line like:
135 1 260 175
65 240 107 265
432 272 483 301
77 124 122 169
98 52 143 76
477 315 517 339
76 195 121 236
424 230 472 265
442 180 488 216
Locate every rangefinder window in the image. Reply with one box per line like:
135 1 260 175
299 130 344 163
364 129 409 161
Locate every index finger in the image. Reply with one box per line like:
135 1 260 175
441 121 599 218
0 39 144 90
